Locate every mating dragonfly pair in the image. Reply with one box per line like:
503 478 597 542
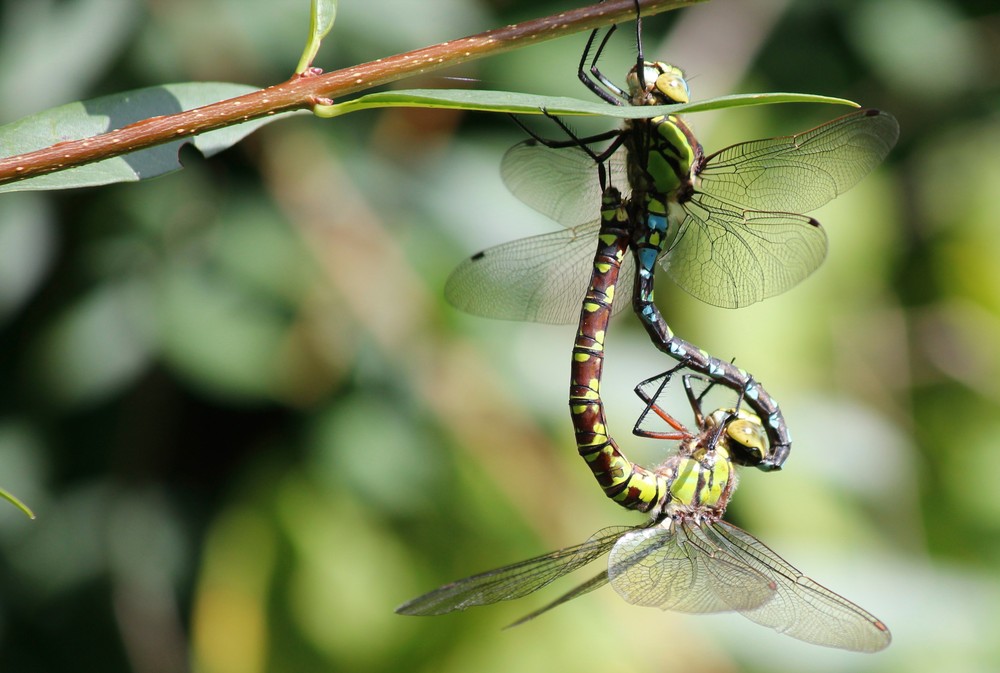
399 368 890 652
398 8 897 654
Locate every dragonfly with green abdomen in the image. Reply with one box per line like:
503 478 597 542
397 366 892 652
446 17 899 470
569 184 770 511
568 185 665 510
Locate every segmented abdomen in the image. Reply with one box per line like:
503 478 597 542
570 188 669 512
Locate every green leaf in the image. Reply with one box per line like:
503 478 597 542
314 89 859 119
0 486 35 519
0 82 296 194
296 0 339 74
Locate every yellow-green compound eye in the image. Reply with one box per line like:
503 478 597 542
627 62 690 104
654 73 689 104
725 416 769 467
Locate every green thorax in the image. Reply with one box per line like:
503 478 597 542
625 115 699 201
663 442 734 514
655 407 769 518
623 62 701 214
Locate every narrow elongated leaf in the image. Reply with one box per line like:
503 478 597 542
296 0 339 73
315 89 859 119
0 486 35 519
0 82 296 193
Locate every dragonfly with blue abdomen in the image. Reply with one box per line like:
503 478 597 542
402 169 891 650
569 184 770 511
445 15 898 471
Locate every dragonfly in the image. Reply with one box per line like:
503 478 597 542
445 17 899 470
397 366 892 653
570 184 772 511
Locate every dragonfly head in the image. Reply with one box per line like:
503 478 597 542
627 62 690 106
707 408 770 467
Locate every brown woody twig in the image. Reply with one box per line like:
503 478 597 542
0 0 703 187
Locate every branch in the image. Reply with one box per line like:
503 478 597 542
0 0 703 187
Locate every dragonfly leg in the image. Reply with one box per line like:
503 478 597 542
581 0 645 100
578 22 627 105
508 114 622 149
632 363 694 440
508 112 626 190
633 365 685 405
631 0 646 91
507 118 621 189
703 411 733 456
507 113 626 167
542 112 611 188
681 374 708 428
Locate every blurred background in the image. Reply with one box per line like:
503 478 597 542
0 0 998 670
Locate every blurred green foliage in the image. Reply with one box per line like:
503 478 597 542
1 0 999 671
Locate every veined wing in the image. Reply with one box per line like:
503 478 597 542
607 524 776 614
663 193 828 308
501 142 629 227
445 220 636 324
507 569 611 627
707 521 892 652
396 526 632 616
697 109 899 215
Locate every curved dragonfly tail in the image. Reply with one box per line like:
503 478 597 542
628 205 792 469
570 187 670 512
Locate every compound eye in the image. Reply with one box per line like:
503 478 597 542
726 418 768 466
655 74 690 104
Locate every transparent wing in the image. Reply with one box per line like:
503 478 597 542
697 109 899 214
501 142 629 227
708 521 892 653
444 220 636 324
663 192 828 308
607 525 776 614
507 569 611 627
396 526 632 616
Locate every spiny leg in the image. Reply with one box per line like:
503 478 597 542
632 363 692 440
578 20 626 103
506 112 626 174
579 0 646 101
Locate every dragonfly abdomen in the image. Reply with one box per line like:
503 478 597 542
570 189 670 513
629 207 793 468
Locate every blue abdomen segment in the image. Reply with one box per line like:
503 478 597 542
629 214 791 470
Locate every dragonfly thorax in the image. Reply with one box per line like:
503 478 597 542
651 407 768 519
623 115 701 210
655 438 735 519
